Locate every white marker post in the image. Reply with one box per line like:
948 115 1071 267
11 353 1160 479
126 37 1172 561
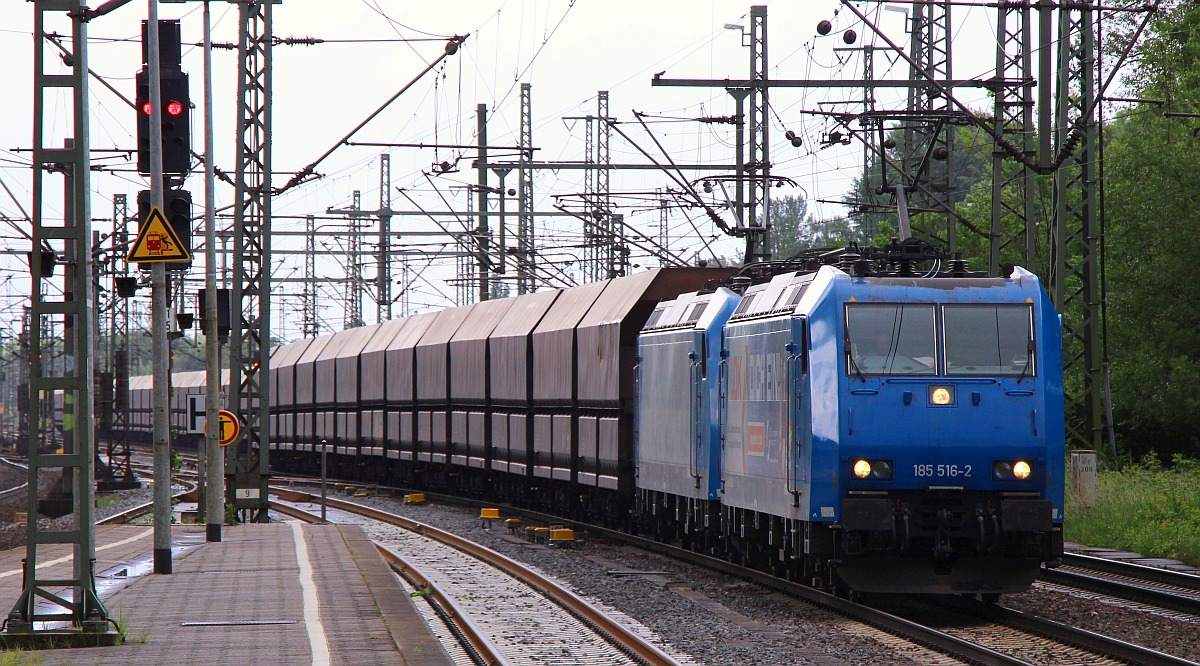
1071 450 1097 509
320 439 328 524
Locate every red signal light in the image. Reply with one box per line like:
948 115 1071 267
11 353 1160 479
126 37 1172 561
166 100 184 116
141 101 153 115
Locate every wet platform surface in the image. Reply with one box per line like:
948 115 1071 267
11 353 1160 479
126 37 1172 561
0 523 452 665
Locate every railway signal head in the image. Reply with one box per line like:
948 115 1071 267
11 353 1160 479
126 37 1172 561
136 19 190 176
136 69 191 176
164 188 193 271
159 70 191 174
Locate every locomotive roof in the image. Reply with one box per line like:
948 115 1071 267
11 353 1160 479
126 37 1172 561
641 287 739 333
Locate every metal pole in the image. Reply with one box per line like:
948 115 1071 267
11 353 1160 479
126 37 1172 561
378 154 391 323
728 89 749 230
1037 0 1054 169
498 176 507 275
320 439 327 524
203 0 223 543
147 0 173 575
492 168 511 276
476 104 489 302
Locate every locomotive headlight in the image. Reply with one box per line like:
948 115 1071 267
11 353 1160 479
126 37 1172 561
993 460 1033 480
873 460 893 479
929 385 954 405
853 459 872 479
851 459 893 480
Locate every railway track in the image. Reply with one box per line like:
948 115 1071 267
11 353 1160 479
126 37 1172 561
880 594 1197 666
1036 553 1200 619
271 491 689 666
95 476 196 526
0 457 29 504
98 464 1200 664
299 483 1195 666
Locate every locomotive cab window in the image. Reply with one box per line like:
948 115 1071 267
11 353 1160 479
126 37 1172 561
845 304 936 376
943 304 1035 377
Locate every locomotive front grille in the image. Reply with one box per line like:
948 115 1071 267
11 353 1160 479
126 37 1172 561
840 489 1053 560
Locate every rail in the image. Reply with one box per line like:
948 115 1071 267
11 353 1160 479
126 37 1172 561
1061 552 1200 592
271 489 683 666
97 479 196 525
1040 553 1200 617
271 500 510 666
346 485 1198 666
0 457 29 504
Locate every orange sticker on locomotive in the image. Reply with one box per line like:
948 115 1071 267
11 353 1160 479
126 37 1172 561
747 422 766 456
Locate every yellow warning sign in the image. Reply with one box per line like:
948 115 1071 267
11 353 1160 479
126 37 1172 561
127 206 191 263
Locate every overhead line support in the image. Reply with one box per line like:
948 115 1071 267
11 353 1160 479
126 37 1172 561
228 0 272 522
8 0 114 639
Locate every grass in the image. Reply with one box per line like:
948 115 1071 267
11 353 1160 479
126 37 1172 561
0 651 45 665
1065 454 1200 566
94 496 119 509
113 609 142 645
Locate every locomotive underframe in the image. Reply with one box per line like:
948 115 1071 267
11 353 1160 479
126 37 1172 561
835 488 1063 594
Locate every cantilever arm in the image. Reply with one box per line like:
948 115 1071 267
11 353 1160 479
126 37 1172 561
279 34 468 195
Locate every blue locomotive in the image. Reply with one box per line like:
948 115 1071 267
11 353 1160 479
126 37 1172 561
128 243 1062 597
637 246 1064 595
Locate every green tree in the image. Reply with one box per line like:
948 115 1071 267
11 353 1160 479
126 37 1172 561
848 124 997 251
768 194 809 259
1097 2 1200 461
767 194 858 259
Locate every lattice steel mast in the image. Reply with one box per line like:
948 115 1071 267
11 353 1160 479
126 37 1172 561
327 155 398 324
902 0 955 248
340 190 365 328
518 83 535 294
7 0 111 637
303 214 318 337
990 2 1038 275
228 0 272 521
745 5 771 263
378 154 392 321
1051 3 1105 456
101 195 134 489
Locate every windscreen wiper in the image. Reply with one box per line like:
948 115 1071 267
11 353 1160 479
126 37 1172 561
1016 336 1034 383
844 331 866 382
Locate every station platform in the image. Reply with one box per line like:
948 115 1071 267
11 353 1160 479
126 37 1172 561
0 522 452 665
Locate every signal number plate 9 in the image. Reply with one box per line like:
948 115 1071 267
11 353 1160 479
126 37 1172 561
913 464 972 478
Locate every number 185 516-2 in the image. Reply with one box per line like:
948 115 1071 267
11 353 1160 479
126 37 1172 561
913 464 972 478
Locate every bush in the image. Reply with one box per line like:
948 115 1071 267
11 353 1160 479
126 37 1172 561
1065 454 1200 566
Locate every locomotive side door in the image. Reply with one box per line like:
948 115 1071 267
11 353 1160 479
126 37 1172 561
787 315 810 506
689 347 703 489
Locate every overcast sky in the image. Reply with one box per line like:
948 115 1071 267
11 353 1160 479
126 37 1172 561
0 1 1013 340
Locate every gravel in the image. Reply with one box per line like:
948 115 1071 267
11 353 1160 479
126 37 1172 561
339 488 1200 665
1002 582 1200 662
9 468 1196 665
347 491 932 666
0 465 154 553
